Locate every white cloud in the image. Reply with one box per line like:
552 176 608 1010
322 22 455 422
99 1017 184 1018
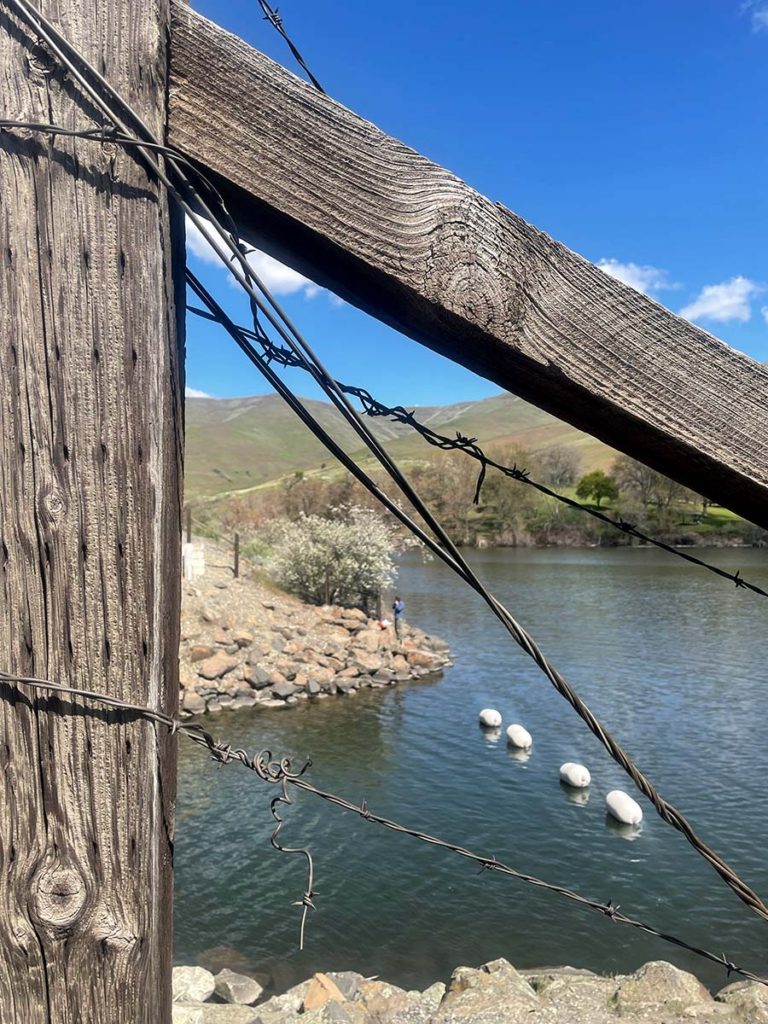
742 1 768 31
761 305 768 325
185 386 212 398
596 258 673 296
185 215 323 300
679 276 763 324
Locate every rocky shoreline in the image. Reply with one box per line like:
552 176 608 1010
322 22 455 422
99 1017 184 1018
172 958 767 1023
179 549 452 717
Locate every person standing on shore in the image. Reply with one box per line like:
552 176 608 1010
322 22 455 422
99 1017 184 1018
392 595 405 641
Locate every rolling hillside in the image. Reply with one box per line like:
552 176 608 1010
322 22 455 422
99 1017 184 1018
184 391 618 501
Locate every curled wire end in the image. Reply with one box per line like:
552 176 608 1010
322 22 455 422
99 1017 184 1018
734 572 745 589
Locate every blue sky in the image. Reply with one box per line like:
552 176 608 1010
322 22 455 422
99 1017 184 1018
185 0 768 405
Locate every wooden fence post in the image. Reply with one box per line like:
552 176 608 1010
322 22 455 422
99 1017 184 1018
233 531 240 579
0 2 183 1021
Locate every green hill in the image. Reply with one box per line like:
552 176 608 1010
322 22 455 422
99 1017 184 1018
184 391 617 501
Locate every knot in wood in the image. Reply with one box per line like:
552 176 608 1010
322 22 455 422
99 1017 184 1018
25 45 56 82
32 865 87 933
38 486 67 529
423 200 519 338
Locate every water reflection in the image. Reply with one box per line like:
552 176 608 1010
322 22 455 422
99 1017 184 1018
507 746 531 764
605 814 642 841
481 727 502 745
560 781 590 806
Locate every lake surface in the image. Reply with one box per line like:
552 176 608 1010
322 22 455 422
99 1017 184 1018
174 547 768 993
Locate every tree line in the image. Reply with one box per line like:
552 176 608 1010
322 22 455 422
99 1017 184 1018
198 444 765 555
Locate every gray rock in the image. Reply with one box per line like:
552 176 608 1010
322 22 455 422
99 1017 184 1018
306 679 322 696
172 1006 205 1024
173 966 215 1004
271 682 297 699
232 694 258 709
214 968 264 1006
244 665 271 689
435 958 537 1021
614 960 712 1013
325 972 364 1002
182 691 206 715
272 636 286 653
717 980 768 1022
201 1005 259 1023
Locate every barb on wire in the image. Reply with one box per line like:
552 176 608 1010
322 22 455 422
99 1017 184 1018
3 0 768 928
255 0 325 93
1 669 767 988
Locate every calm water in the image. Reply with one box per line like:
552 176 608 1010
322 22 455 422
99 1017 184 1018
175 548 768 992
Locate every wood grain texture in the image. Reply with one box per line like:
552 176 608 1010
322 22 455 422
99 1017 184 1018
0 2 183 1020
169 3 768 526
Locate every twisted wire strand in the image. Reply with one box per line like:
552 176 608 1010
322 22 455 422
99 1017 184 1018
0 670 765 987
254 0 325 93
3 0 768 925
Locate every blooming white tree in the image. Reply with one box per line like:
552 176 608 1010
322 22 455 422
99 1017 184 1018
266 506 398 611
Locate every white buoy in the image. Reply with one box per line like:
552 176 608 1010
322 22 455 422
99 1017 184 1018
506 724 532 749
559 762 591 788
479 708 502 728
606 790 643 825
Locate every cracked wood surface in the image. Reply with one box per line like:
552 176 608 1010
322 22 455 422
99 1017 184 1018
0 2 183 1020
169 3 768 526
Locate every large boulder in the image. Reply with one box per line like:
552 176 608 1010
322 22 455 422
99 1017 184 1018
172 966 215 1003
717 979 768 1022
214 968 263 1006
614 961 712 1014
435 958 538 1021
355 978 414 1020
354 629 381 652
172 1007 204 1024
302 973 346 1012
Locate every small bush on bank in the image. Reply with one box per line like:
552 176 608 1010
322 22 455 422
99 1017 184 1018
266 505 398 610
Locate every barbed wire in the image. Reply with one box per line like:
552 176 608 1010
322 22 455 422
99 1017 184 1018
4 0 768 929
254 0 325 93
186 301 768 600
0 670 765 987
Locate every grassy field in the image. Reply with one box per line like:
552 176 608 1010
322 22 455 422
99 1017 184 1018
185 391 617 501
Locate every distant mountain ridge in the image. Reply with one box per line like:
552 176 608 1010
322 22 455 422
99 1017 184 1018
184 391 617 500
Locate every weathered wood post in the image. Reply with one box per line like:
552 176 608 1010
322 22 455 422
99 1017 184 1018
0 2 183 1021
234 531 240 579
